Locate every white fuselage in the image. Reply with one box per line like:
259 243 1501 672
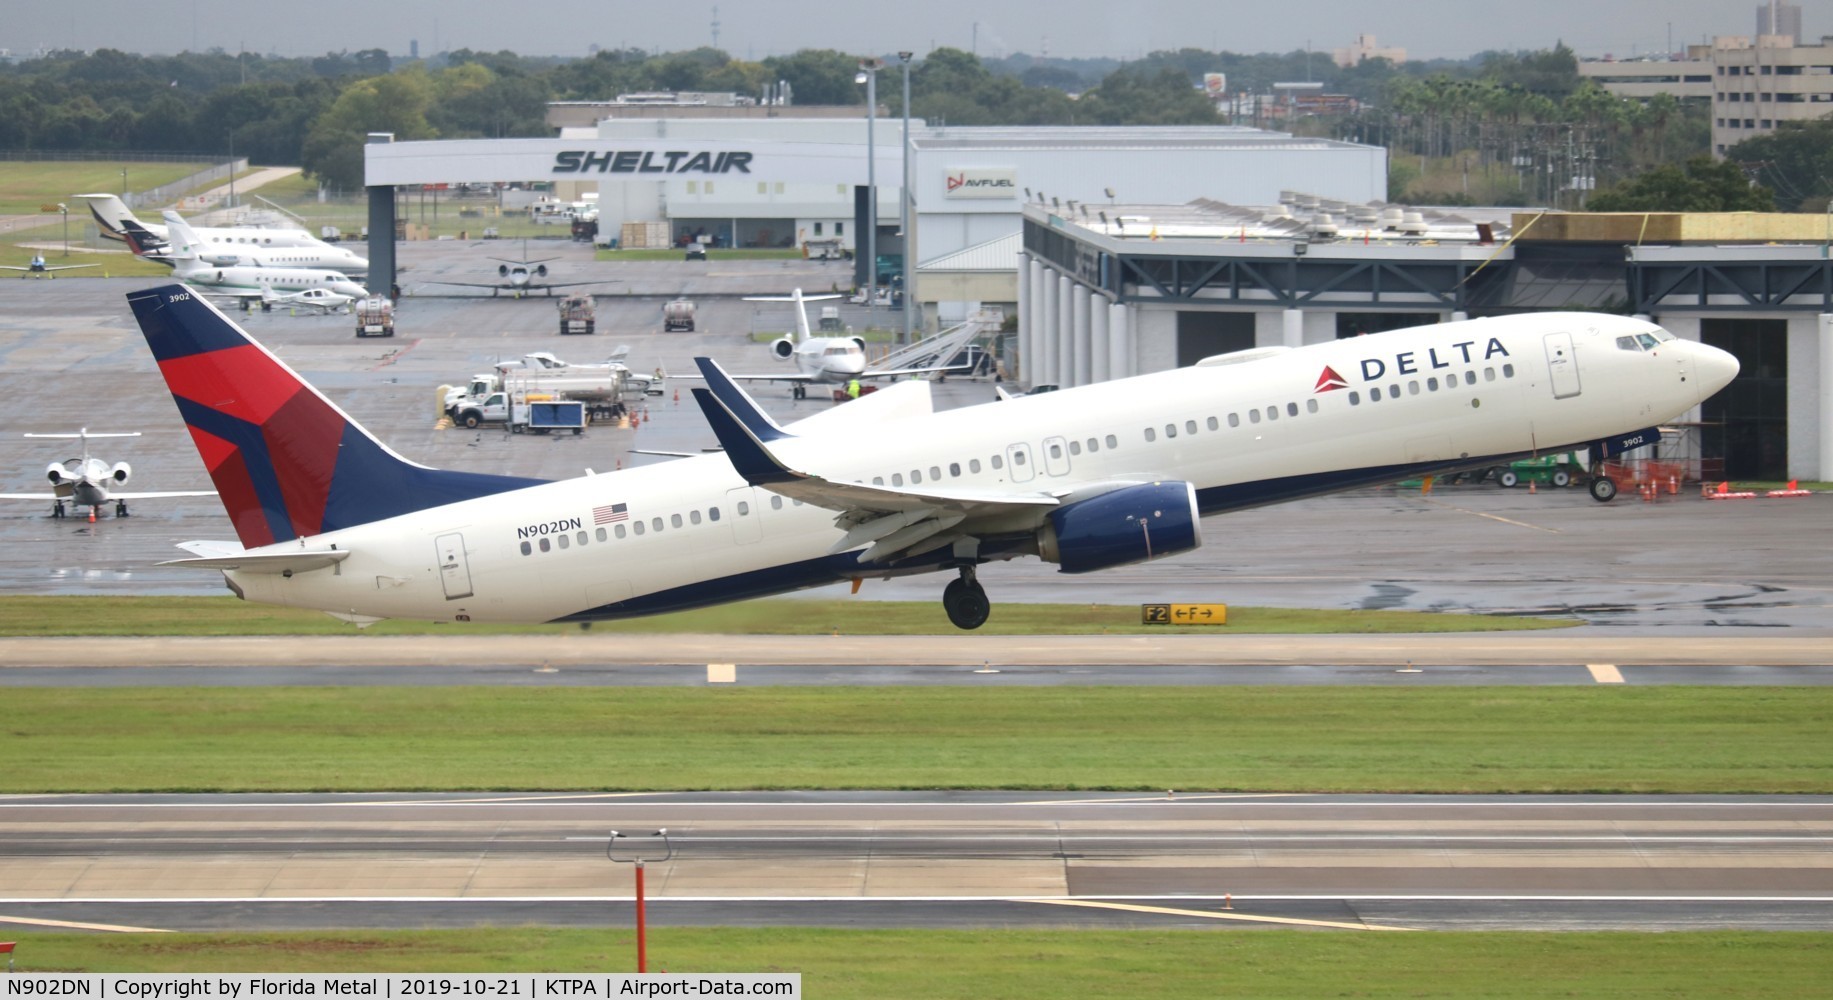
177 261 367 299
223 313 1731 624
182 242 368 274
792 338 868 383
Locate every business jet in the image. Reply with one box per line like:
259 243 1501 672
734 289 978 398
1 254 99 278
0 430 217 521
76 193 325 251
127 283 1735 629
123 226 367 302
134 211 369 274
427 244 605 298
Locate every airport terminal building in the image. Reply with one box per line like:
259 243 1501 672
1017 200 1833 481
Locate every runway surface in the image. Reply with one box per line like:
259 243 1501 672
2 792 1829 932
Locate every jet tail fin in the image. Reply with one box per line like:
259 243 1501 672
693 357 791 442
126 284 545 549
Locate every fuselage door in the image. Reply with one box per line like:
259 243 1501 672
726 486 763 544
1005 442 1036 483
435 532 474 601
1041 435 1072 477
1544 332 1582 399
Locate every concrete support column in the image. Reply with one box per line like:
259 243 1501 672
1451 311 1469 323
1040 269 1061 389
1820 313 1833 481
1090 295 1110 383
1014 253 1032 385
1054 271 1073 387
1108 300 1131 380
1281 308 1304 349
1071 284 1092 387
1026 258 1047 386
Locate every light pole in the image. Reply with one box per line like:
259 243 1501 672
607 829 672 973
899 51 913 347
58 203 68 257
857 58 883 330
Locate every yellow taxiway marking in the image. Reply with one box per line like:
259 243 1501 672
1026 898 1415 931
0 914 172 933
1420 499 1560 533
1588 664 1626 684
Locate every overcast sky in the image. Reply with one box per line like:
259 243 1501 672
0 1 1797 63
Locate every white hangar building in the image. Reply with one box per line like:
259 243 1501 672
361 119 1386 328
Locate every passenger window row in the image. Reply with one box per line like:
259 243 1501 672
1348 363 1515 406
1143 399 1321 443
517 496 807 556
863 435 1122 488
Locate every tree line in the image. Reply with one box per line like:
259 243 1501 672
2 43 1825 209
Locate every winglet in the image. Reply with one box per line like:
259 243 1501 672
690 388 799 486
693 357 791 442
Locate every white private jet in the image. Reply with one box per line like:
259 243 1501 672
76 193 326 251
140 211 369 274
2 254 98 278
127 282 1736 630
253 286 356 314
427 244 605 298
1 430 217 521
736 289 976 399
123 223 367 303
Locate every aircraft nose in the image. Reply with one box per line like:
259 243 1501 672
1692 341 1739 401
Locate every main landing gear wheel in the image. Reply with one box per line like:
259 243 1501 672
792 385 806 400
116 501 130 517
1589 476 1619 503
942 567 990 631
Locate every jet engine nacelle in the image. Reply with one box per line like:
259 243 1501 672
45 462 68 484
850 336 867 353
771 337 796 360
1036 480 1201 574
110 462 131 484
535 264 549 277
498 264 510 277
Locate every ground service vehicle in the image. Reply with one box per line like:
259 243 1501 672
664 299 696 332
558 294 596 335
354 295 394 337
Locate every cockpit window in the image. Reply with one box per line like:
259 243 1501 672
1636 333 1660 350
1616 336 1643 352
1651 329 1676 342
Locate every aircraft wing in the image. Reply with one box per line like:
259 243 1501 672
1 263 99 272
690 358 1061 563
0 492 56 500
109 490 219 500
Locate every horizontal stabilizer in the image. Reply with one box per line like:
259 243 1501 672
161 544 350 574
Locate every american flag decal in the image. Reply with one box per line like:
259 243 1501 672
594 503 629 524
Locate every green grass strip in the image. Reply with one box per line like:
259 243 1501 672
8 929 1832 998
0 596 1571 636
2 687 1826 793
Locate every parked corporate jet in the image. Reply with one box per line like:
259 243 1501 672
1 254 98 278
253 286 356 314
734 288 979 399
0 430 216 521
123 226 367 302
76 193 325 251
140 211 369 274
426 243 605 298
126 283 1736 629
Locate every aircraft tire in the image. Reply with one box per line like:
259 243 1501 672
1589 476 1618 503
943 576 990 631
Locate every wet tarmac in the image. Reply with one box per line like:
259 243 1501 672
1 247 1828 636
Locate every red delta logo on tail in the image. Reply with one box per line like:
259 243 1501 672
1314 366 1349 392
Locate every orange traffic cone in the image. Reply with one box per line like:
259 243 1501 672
1528 480 1536 494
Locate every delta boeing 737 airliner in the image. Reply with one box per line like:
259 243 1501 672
127 284 1736 629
